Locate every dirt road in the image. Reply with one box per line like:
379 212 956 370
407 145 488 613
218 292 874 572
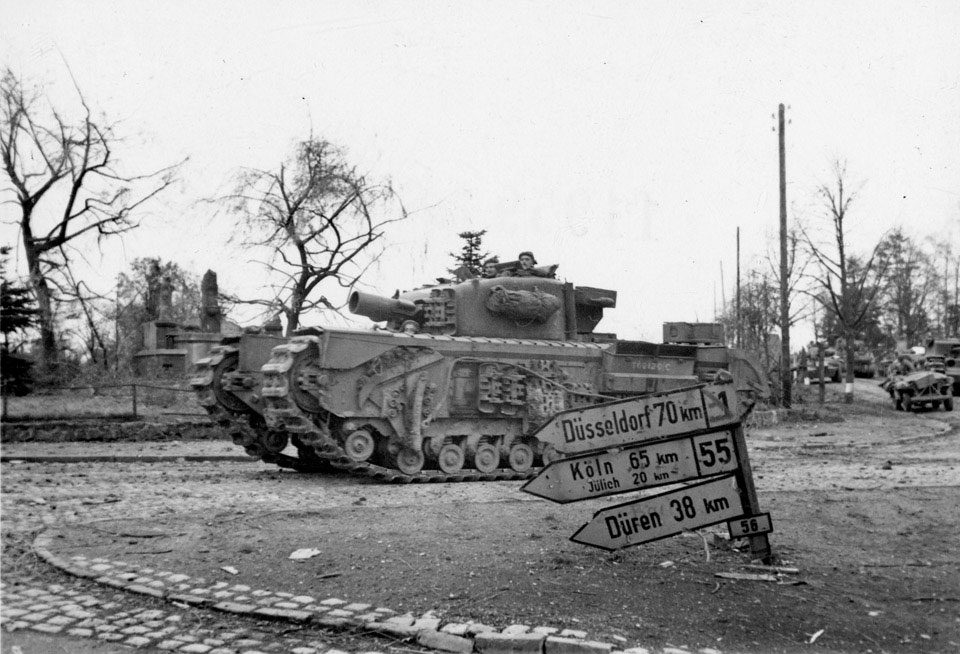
2 380 958 654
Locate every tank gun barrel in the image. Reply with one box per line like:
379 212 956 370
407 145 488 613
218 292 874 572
349 290 420 323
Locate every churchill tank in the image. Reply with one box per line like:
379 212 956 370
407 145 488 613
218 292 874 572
192 273 769 482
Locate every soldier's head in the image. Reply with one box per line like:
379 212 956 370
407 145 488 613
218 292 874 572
518 251 537 269
483 257 500 277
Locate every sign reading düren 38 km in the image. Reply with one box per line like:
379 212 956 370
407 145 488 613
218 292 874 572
525 382 773 558
569 474 744 551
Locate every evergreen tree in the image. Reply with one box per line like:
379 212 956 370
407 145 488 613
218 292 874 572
449 230 489 277
1 246 39 395
1 246 39 347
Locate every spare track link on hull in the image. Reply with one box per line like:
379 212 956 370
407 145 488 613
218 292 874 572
191 345 260 445
191 345 240 423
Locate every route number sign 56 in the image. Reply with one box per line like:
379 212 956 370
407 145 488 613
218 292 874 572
727 512 773 539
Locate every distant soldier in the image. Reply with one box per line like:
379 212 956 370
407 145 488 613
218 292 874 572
506 251 556 278
896 354 915 375
482 257 501 278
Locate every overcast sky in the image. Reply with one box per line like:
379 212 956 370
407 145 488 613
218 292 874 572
3 1 959 344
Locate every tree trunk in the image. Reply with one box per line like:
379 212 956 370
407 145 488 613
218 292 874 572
21 219 59 378
844 332 855 404
817 346 826 405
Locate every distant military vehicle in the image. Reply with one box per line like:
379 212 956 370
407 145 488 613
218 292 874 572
923 339 960 396
881 370 954 412
807 345 844 383
850 341 877 379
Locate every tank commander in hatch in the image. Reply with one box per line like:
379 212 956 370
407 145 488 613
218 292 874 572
506 251 557 278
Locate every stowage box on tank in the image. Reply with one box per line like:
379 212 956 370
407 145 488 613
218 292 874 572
192 274 769 482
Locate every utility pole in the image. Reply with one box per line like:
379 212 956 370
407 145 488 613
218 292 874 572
720 261 726 319
736 227 741 349
778 103 792 408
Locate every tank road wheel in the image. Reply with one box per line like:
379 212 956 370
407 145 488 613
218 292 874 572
394 447 425 475
474 443 501 473
343 429 375 462
437 443 466 474
508 443 535 473
541 444 562 465
261 430 290 454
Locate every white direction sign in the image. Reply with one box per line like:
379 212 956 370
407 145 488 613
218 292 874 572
535 383 740 456
569 474 744 551
522 429 739 503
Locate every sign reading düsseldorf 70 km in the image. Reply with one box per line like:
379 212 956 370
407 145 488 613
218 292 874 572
569 474 744 551
534 383 737 456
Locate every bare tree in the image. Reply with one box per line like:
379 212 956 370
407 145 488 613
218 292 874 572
224 137 406 335
765 229 814 405
1 68 180 378
876 229 936 346
927 238 960 338
61 270 112 370
800 161 888 403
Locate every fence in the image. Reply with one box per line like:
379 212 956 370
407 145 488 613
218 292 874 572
0 382 206 423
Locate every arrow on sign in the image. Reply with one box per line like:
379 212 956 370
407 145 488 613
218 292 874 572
522 428 740 503
533 382 744 457
569 474 744 551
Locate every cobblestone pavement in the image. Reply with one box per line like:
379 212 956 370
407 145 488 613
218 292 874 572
0 457 669 654
1 573 383 654
0 458 430 654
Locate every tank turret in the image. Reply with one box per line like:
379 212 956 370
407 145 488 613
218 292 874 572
350 277 617 342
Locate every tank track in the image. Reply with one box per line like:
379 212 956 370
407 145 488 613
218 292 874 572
191 346 324 474
254 339 540 483
194 343 543 482
269 450 538 483
190 345 259 445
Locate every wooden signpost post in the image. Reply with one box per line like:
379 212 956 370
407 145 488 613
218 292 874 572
524 382 773 561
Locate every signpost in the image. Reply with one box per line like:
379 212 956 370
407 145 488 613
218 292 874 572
524 382 773 561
